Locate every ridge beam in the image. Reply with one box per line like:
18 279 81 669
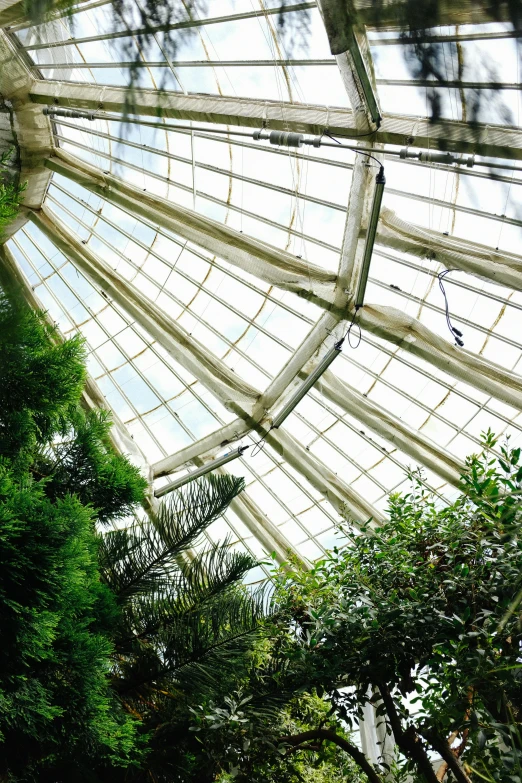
29 80 522 160
378 208 522 292
44 150 336 310
359 303 522 411
28 205 259 412
315 370 464 487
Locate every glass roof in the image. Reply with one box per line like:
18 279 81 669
4 0 522 577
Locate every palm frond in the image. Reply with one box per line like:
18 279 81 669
115 539 259 650
99 474 245 602
116 583 270 697
175 538 257 610
153 473 245 549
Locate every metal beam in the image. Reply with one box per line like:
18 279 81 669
54 131 522 252
318 0 381 129
369 29 522 46
46 150 522 411
25 203 386 526
153 354 466 489
260 0 381 451
52 132 344 215
377 78 522 91
359 303 522 411
55 129 522 233
153 420 250 479
315 371 464 487
0 32 52 225
28 205 259 412
54 113 522 185
44 149 336 309
378 208 522 292
30 80 522 160
35 58 337 69
22 2 317 49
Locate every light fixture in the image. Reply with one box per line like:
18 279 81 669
43 106 97 121
345 30 382 128
271 340 344 429
354 165 386 309
155 446 249 498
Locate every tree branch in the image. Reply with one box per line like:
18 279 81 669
377 684 439 783
279 728 384 783
421 729 472 783
285 742 321 755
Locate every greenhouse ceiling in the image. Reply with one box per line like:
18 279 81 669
0 0 521 579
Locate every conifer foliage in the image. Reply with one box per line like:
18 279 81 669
0 290 265 781
0 292 144 779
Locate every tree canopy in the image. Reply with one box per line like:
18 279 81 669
0 291 267 781
258 433 522 783
0 292 145 780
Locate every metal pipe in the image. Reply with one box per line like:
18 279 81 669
355 165 386 308
36 58 336 69
46 106 522 175
271 341 344 429
155 446 249 497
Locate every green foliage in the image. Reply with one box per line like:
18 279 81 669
189 681 364 783
0 292 268 781
0 293 86 469
0 293 146 779
36 406 147 524
98 475 270 782
272 432 522 782
0 456 142 780
0 149 25 237
0 291 146 519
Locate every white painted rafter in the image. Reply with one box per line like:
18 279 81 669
29 80 522 159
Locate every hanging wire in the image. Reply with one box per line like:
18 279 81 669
251 427 270 457
322 131 382 169
438 269 464 347
343 307 362 349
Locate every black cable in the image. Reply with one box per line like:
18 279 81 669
343 307 362 350
322 131 383 169
251 429 271 457
324 127 379 140
438 270 464 347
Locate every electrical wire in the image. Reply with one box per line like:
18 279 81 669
438 269 464 347
342 307 362 350
322 130 382 169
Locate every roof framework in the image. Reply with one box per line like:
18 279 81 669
0 1 521 587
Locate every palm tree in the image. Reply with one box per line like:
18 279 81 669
96 473 268 781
